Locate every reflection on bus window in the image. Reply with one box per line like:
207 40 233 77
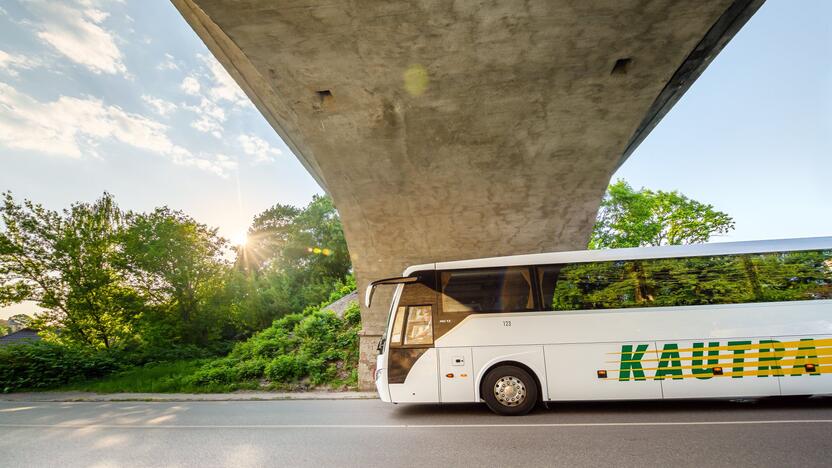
539 250 832 311
404 305 433 345
441 267 535 313
391 306 406 345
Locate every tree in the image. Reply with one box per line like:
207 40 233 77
0 192 141 349
590 180 735 249
240 195 349 278
119 207 231 345
231 195 352 332
240 204 301 271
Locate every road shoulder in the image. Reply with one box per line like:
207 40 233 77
0 391 378 402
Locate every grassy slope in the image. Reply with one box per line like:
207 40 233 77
54 301 361 393
58 359 258 393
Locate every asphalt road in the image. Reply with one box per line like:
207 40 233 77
1 397 831 467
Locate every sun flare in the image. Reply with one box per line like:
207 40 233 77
231 231 248 247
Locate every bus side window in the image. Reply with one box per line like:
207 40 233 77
404 305 433 346
536 265 562 310
440 267 535 313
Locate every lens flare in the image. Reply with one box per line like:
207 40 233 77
231 231 248 247
403 64 429 96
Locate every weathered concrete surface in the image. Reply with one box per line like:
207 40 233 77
171 0 763 388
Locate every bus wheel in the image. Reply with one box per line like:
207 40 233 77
483 365 538 416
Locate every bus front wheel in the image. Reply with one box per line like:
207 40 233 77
482 365 539 416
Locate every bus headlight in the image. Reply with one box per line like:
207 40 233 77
375 368 383 381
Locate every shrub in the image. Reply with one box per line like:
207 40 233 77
114 343 226 367
0 341 122 392
4 280 362 393
265 355 305 381
186 361 234 385
235 357 269 380
187 298 362 390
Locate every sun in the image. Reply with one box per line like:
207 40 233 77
231 231 249 247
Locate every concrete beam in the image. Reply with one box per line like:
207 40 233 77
171 0 763 388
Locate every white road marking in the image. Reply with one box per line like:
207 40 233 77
1 420 832 429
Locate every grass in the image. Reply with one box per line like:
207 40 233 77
58 359 259 394
46 300 362 394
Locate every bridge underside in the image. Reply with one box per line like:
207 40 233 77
172 0 763 388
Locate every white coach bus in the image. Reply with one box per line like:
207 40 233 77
366 237 832 415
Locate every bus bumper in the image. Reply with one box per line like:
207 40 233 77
375 353 391 402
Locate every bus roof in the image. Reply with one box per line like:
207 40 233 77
402 236 832 276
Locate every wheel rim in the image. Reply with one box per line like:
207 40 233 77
493 376 527 407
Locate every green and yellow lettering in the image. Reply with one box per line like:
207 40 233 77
654 343 683 380
691 342 720 380
728 340 752 378
619 344 649 381
791 338 821 377
757 340 785 377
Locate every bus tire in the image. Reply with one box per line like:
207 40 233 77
482 365 538 416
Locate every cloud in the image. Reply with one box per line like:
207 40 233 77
141 95 177 116
182 97 226 138
0 50 39 76
84 8 109 23
201 55 249 106
0 82 235 176
29 1 127 76
192 115 223 139
157 53 179 71
238 134 282 163
181 76 200 95
179 54 252 139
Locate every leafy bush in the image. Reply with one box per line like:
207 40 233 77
188 298 361 390
264 355 305 381
59 359 258 393
2 283 360 393
0 341 122 392
114 343 229 367
186 358 238 385
235 357 269 380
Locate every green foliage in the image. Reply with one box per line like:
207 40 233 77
242 195 350 279
0 192 234 351
119 207 231 346
264 355 305 382
59 359 258 393
113 343 226 367
230 195 353 333
590 180 735 249
0 190 357 392
0 192 141 349
0 341 121 392
189 297 361 390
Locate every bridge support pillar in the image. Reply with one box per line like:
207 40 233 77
358 332 382 391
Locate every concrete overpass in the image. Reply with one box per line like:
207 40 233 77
171 0 764 388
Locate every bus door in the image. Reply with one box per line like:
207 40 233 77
387 272 440 403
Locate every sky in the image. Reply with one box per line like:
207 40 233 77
0 0 829 319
